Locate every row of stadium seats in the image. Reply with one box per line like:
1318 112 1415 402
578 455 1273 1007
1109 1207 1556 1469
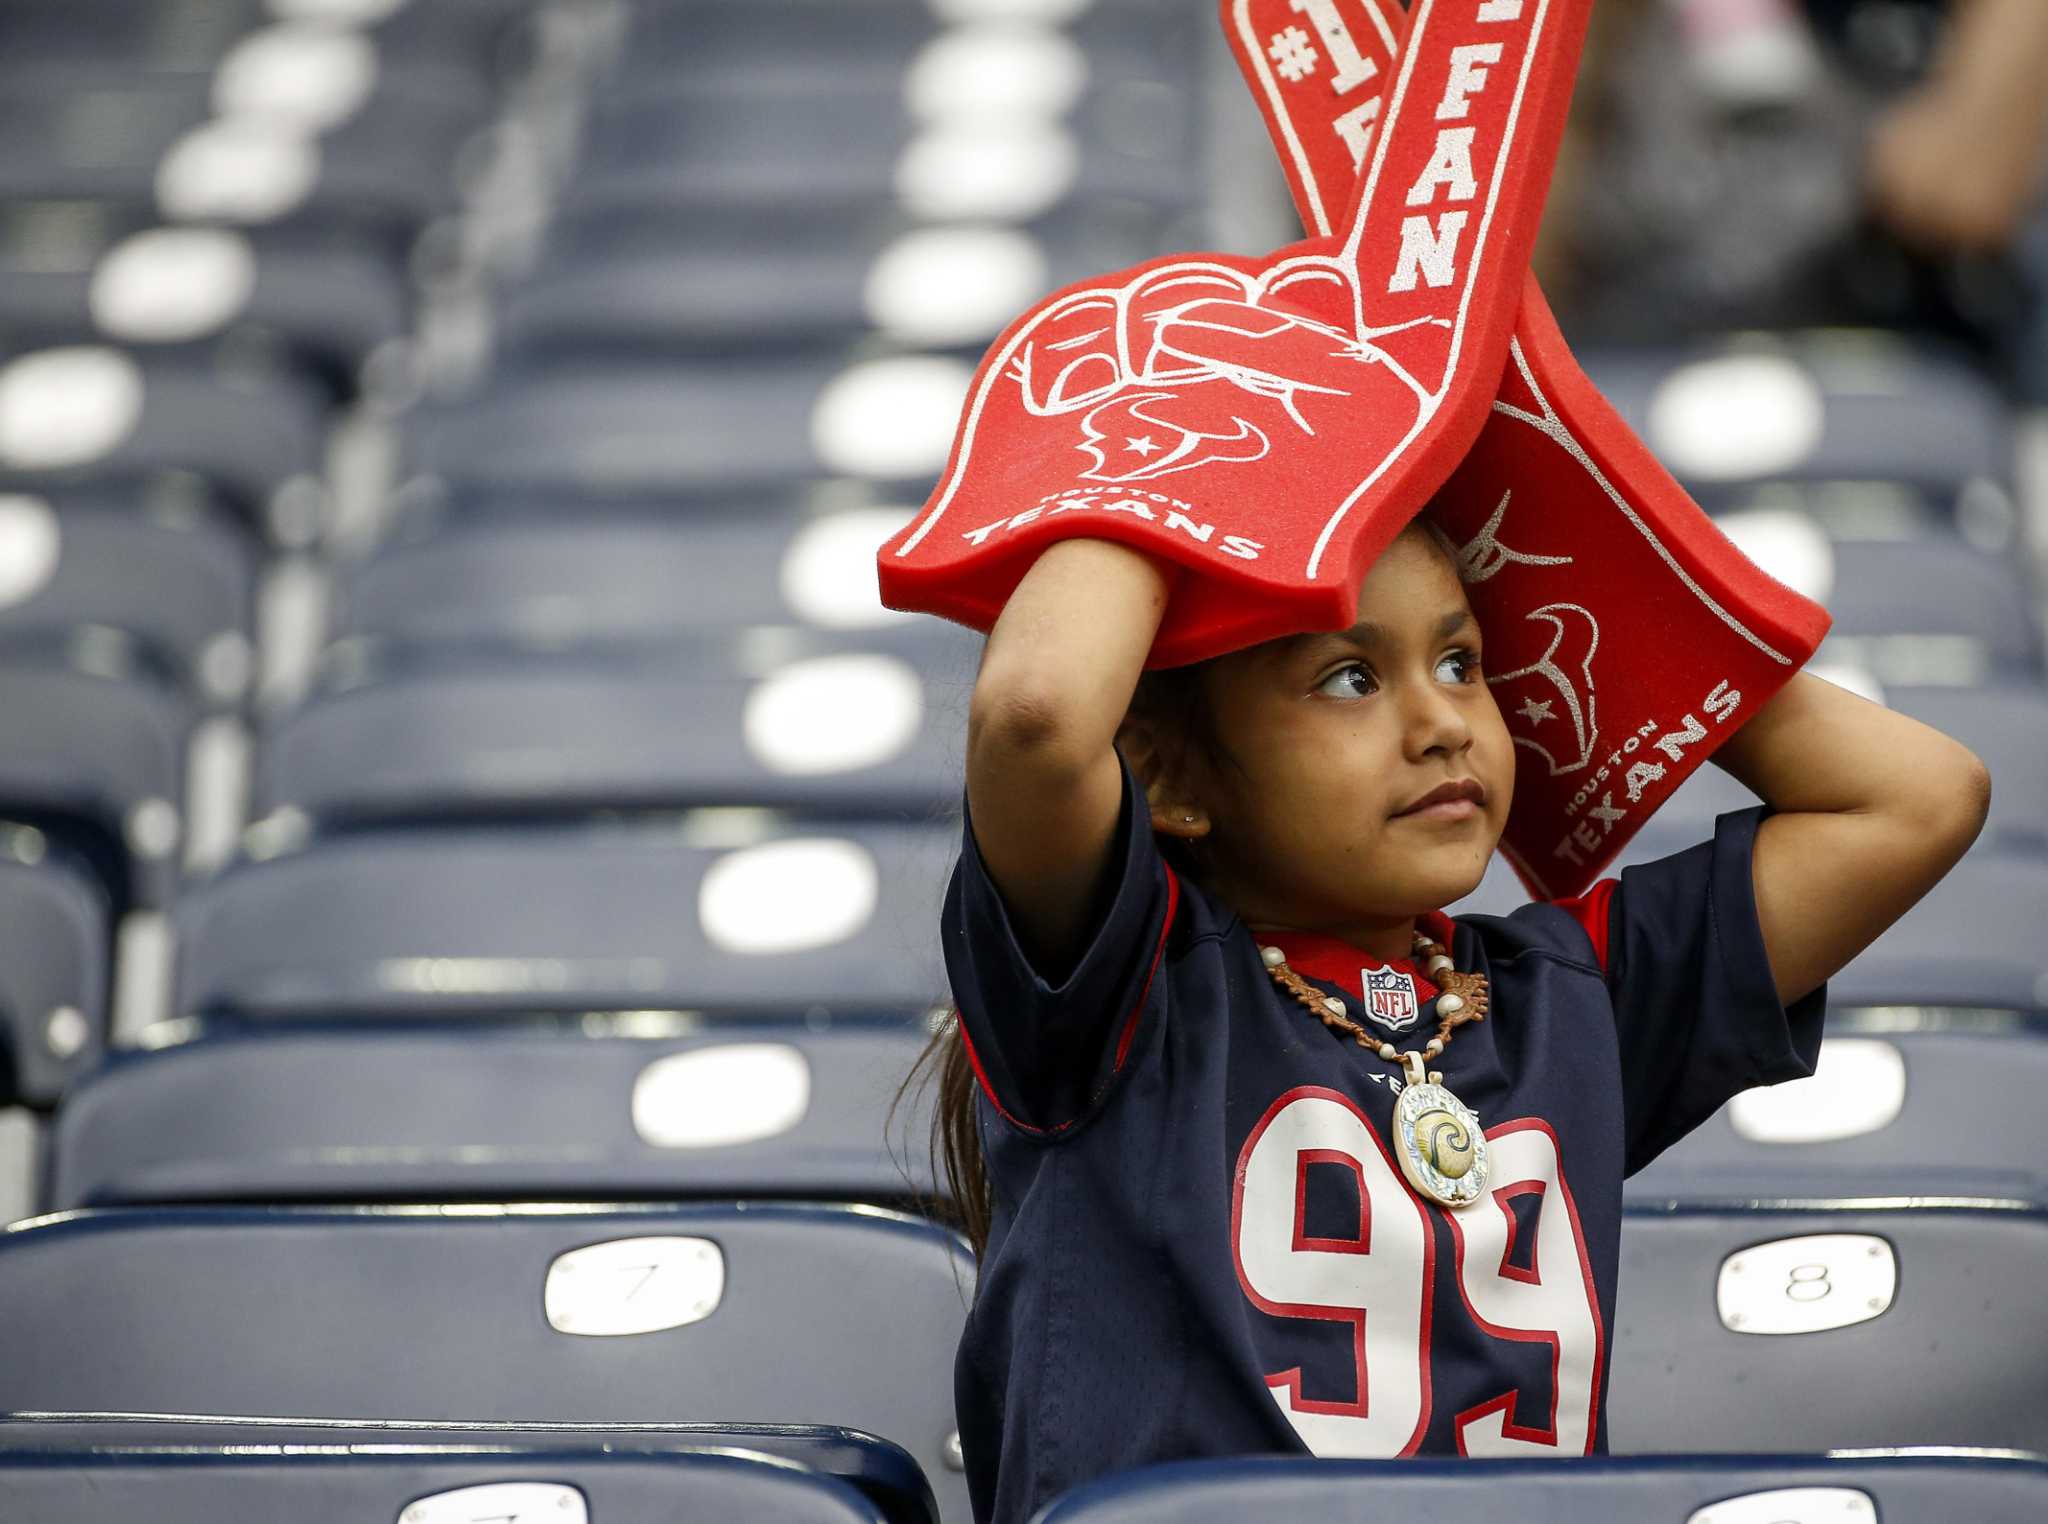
0 0 2042 1519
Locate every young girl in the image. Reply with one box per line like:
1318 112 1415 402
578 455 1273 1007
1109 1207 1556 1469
922 516 1990 1524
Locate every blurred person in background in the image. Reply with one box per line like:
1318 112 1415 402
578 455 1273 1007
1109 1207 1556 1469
1541 0 2048 395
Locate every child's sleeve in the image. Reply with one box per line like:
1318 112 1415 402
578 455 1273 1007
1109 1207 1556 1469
1545 804 1828 1176
940 744 1181 1138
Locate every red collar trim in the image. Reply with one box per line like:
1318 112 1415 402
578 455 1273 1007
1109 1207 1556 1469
1253 911 1457 1002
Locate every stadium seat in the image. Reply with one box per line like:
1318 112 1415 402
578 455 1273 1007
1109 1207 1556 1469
0 202 408 397
0 85 472 247
0 1109 36 1227
173 821 954 1020
0 1445 891 1524
0 1202 971 1523
0 345 327 538
0 0 534 88
1815 853 2048 1009
402 355 971 497
260 635 972 825
0 487 256 707
0 660 193 907
1610 1203 2048 1453
0 826 109 1104
1583 333 2013 508
1627 1025 2048 1206
48 1022 940 1209
1030 1452 2048 1522
608 0 1196 97
497 203 1184 358
338 501 936 647
0 1422 935 1524
1709 519 2042 678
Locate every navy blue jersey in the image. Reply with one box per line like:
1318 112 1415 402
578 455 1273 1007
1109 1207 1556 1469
942 746 1826 1524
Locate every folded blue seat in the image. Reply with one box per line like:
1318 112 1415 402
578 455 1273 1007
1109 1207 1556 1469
260 634 973 825
1611 1204 2047 1453
0 1422 935 1524
0 487 256 707
174 821 953 1021
339 501 938 648
0 1203 969 1523
0 828 109 1104
0 1446 890 1524
1032 1452 2048 1523
49 1023 939 1210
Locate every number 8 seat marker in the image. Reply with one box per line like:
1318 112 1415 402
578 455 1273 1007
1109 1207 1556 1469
1233 1091 1605 1456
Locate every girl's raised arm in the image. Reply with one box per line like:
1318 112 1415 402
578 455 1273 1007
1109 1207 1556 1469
1710 671 1993 1007
967 539 1180 981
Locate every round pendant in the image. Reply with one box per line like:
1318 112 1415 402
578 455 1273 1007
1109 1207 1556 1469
1394 1080 1489 1209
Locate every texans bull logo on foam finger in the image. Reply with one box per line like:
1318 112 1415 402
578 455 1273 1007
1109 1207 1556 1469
1224 0 1833 897
879 0 1592 667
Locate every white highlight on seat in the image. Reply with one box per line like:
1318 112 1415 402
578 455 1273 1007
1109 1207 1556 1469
1729 1038 1905 1144
907 24 1089 121
400 1483 589 1524
698 838 879 955
633 1043 813 1148
157 121 319 224
214 24 379 133
545 1237 725 1337
1713 508 1835 602
1716 1234 1896 1336
780 507 918 628
0 348 144 470
0 496 60 609
1648 353 1825 482
90 228 258 344
896 122 1079 221
811 357 971 479
745 654 925 776
931 0 1095 21
1687 1486 1875 1524
867 226 1049 347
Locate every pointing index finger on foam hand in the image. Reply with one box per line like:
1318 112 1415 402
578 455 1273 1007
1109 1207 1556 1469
1336 0 1589 408
1222 0 1408 238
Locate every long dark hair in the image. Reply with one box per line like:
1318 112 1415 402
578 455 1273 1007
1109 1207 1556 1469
897 517 1467 1259
892 658 1235 1261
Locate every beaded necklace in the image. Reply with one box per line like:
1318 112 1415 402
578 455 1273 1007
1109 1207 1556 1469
1257 927 1493 1209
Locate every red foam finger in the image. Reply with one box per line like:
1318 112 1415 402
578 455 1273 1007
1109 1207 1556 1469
878 0 1594 668
1435 281 1832 899
1224 0 1411 237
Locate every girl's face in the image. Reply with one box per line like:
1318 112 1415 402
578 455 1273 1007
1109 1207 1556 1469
1168 524 1514 941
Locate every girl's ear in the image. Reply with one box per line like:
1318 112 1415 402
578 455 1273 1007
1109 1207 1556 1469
1116 716 1212 840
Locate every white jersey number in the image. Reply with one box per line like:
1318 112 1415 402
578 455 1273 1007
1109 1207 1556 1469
1232 1089 1603 1456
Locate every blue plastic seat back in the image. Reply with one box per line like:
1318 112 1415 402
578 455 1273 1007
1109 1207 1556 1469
1626 1026 2048 1206
0 1203 970 1522
0 1446 889 1524
173 820 954 1020
260 634 973 825
1030 1453 2048 1523
1611 1206 2048 1453
49 1023 940 1210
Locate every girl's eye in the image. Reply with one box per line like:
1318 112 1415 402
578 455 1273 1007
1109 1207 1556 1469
1438 648 1481 683
1315 663 1377 699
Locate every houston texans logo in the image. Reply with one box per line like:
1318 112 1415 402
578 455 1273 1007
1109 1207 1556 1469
1074 392 1271 483
1487 601 1600 775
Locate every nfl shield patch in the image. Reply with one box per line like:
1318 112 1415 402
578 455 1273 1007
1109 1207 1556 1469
1361 966 1421 1033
